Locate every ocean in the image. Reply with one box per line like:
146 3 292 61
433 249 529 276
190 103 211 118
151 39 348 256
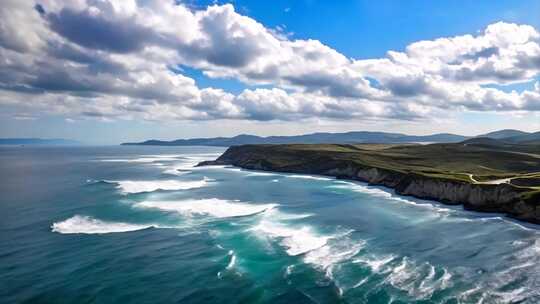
0 145 538 303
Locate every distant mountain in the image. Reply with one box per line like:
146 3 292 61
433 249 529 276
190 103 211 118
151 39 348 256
402 133 471 143
504 131 540 144
122 131 471 146
0 138 81 145
462 131 540 147
477 129 530 139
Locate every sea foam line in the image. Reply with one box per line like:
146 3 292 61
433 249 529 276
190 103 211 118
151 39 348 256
286 174 333 181
329 181 453 214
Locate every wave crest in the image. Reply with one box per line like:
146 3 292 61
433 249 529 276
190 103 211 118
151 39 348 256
135 198 277 218
51 215 153 234
253 220 330 256
106 178 212 194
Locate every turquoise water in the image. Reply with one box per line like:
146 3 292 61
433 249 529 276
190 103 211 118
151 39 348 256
1 146 539 303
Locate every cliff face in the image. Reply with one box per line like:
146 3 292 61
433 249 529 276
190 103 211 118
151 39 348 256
199 145 540 224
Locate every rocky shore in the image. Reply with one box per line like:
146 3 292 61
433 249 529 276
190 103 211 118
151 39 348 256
199 145 540 224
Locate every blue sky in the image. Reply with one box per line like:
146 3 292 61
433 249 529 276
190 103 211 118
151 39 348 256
0 0 539 144
208 0 540 58
186 0 540 93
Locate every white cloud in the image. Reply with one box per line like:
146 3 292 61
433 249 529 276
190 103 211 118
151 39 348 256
0 0 48 52
0 0 539 124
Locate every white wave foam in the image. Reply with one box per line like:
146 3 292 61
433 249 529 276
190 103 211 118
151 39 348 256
488 287 529 304
516 238 540 259
163 167 192 176
226 250 236 269
250 208 361 279
136 198 276 218
109 177 212 194
217 249 239 279
51 215 153 234
262 208 314 221
330 181 387 194
330 181 452 214
387 257 423 293
181 153 222 159
352 277 369 289
203 165 229 169
503 219 540 232
162 161 199 175
287 174 332 181
386 257 453 299
353 254 396 273
97 153 223 165
458 286 483 303
252 212 362 280
462 286 531 304
223 166 242 172
284 265 294 278
304 239 364 271
161 154 223 175
246 171 279 177
253 220 330 256
98 155 182 163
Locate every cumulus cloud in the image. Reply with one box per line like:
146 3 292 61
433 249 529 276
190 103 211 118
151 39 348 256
0 0 539 124
0 0 47 52
47 7 155 53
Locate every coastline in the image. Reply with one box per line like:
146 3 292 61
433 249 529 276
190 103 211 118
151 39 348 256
199 145 540 225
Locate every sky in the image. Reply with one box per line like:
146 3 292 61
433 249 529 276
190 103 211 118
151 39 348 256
0 0 539 144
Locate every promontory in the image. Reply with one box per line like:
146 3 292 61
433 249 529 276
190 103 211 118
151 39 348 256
199 140 540 224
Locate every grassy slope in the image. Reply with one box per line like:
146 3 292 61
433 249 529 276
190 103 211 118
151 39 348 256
239 142 540 200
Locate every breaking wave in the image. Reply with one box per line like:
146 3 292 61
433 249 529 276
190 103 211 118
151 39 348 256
253 220 330 256
252 209 361 275
163 162 199 176
353 253 396 273
161 154 221 175
162 164 194 176
51 215 154 234
105 177 212 194
304 237 364 271
385 257 453 299
135 198 277 218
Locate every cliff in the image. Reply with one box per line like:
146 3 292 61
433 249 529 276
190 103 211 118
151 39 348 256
199 144 540 224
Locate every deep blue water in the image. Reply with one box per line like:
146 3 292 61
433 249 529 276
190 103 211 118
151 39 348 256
0 146 539 304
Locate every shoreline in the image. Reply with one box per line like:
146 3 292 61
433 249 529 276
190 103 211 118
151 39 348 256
215 165 540 231
198 145 540 225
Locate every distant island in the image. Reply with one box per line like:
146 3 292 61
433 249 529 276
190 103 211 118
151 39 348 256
0 138 81 145
199 138 540 224
122 129 540 146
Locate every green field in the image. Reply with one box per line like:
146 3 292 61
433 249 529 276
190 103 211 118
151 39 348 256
227 141 540 197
